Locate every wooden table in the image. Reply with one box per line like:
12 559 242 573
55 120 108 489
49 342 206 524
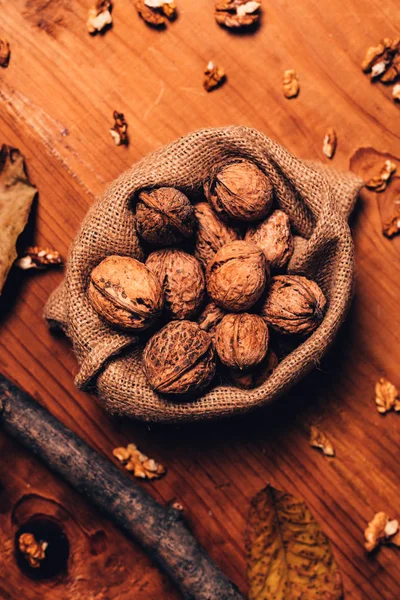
1 1 400 598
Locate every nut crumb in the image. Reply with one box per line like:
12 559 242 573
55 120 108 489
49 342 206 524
18 533 48 568
375 377 400 414
87 0 112 34
0 39 11 68
215 0 261 29
204 61 226 92
113 443 166 480
283 69 299 99
365 160 396 192
364 512 399 552
110 111 128 146
15 247 62 270
309 425 335 456
322 128 337 159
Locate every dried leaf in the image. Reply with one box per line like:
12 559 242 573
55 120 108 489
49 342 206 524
375 377 400 414
87 0 112 34
110 111 128 146
204 61 226 92
309 425 335 456
283 69 300 99
0 39 11 68
246 485 343 600
113 443 166 480
364 512 399 552
322 128 337 159
365 160 396 192
0 145 37 293
15 246 62 270
18 533 48 568
215 0 261 28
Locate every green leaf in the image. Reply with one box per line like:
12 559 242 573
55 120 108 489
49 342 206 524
246 485 343 600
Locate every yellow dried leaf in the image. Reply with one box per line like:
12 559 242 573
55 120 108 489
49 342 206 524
375 377 400 414
246 485 343 599
0 145 37 293
310 425 335 456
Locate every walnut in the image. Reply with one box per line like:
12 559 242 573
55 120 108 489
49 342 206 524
136 187 195 245
15 246 63 270
228 348 278 389
283 69 300 99
261 275 327 336
322 128 337 159
365 160 396 192
204 160 274 222
142 321 216 395
194 202 240 268
215 313 269 370
0 39 10 68
18 533 48 568
207 240 269 312
146 249 205 320
204 61 226 92
364 512 399 552
88 255 164 331
197 301 226 338
309 426 335 457
375 377 400 414
87 0 112 34
110 111 128 146
113 443 166 480
215 0 261 29
245 210 293 270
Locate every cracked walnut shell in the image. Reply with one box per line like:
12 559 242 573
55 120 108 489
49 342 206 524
204 160 274 222
136 187 195 245
146 248 205 320
194 202 240 268
215 313 269 370
142 320 216 396
88 255 164 331
261 275 327 336
207 240 269 312
245 209 293 270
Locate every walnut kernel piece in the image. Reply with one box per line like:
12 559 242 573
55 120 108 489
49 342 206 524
15 246 63 270
375 377 400 414
322 128 337 159
204 61 226 92
364 512 399 552
361 38 400 80
110 111 128 146
113 443 166 480
361 40 389 72
134 0 174 26
18 533 48 568
145 0 177 19
0 39 11 68
283 69 300 99
87 0 112 34
309 426 335 457
366 160 396 192
215 0 261 29
382 197 400 238
393 83 400 101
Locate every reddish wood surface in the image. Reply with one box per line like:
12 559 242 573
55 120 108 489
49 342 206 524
1 1 400 598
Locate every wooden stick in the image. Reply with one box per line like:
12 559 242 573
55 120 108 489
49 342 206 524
0 373 244 600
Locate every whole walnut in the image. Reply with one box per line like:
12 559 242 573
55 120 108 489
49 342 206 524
146 249 205 320
193 202 240 268
204 160 274 221
229 349 278 389
245 210 294 270
142 321 216 396
88 255 164 331
197 301 226 338
136 187 195 245
261 275 327 336
215 313 269 370
207 240 269 311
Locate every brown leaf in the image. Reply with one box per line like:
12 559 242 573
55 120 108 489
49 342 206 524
246 485 343 599
113 443 166 480
283 69 300 99
0 39 11 68
204 61 226 92
310 425 335 456
375 377 400 414
0 146 37 293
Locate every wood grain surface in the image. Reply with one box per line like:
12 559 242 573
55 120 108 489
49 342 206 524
1 1 400 598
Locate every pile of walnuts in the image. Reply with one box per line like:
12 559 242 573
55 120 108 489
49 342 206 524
88 159 327 398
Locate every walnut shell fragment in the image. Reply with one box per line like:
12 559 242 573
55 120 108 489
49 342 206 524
88 255 164 331
228 348 278 389
142 321 216 396
207 240 269 312
136 187 195 246
87 0 112 34
197 301 226 337
322 128 337 160
204 160 274 222
134 0 176 26
110 111 128 146
194 202 240 268
283 69 300 99
204 61 226 92
215 0 261 29
375 377 400 414
309 426 335 457
0 39 10 68
261 275 327 336
245 209 293 270
215 313 269 370
146 249 205 320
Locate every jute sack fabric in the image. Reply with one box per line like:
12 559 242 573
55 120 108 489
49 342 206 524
44 126 363 423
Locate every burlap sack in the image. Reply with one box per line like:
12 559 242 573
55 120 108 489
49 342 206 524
44 126 363 423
